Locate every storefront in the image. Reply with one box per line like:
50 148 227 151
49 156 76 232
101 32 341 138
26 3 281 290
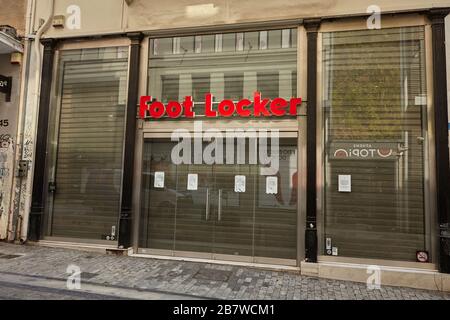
14 0 450 288
38 28 305 265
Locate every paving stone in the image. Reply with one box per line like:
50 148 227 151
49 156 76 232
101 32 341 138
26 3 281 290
0 242 448 300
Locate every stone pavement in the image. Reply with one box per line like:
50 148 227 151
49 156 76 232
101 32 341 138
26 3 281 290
0 242 448 300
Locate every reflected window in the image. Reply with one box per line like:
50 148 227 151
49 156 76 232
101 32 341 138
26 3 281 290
148 28 298 117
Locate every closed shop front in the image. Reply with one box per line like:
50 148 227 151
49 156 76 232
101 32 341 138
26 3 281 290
22 2 450 278
139 138 298 263
137 29 302 265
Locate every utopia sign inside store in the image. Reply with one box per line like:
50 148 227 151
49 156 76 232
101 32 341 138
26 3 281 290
139 92 302 119
330 142 397 160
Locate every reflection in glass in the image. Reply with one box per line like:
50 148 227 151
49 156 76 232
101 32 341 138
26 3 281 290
148 28 298 118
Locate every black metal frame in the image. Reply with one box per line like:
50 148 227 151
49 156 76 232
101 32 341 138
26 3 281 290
118 32 144 248
304 19 321 263
428 9 450 274
28 38 57 241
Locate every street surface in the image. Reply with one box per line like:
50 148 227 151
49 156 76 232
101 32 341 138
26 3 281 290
0 243 448 300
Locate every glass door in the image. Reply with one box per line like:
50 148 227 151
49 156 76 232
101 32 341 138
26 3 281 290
139 139 178 251
174 162 214 257
140 139 216 258
211 163 257 260
139 137 298 265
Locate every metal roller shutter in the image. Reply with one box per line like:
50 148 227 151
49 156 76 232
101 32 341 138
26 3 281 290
48 47 129 240
322 27 428 261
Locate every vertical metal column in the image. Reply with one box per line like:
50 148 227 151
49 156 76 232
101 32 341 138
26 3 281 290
304 19 321 262
428 9 450 273
118 32 144 249
28 38 57 241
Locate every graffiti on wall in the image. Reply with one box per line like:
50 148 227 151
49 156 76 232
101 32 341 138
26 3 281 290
0 133 14 221
0 134 12 178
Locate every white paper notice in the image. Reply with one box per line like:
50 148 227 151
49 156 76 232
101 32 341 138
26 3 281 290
154 171 165 188
332 247 338 256
266 176 278 194
415 95 427 106
187 174 198 191
234 175 246 193
338 175 351 192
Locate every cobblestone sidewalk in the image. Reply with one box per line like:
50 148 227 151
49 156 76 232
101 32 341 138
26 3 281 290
0 242 448 300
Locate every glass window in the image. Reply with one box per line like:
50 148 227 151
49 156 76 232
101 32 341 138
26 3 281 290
322 27 428 261
224 73 244 101
268 29 282 49
245 31 259 51
201 34 215 53
148 28 298 117
257 72 279 99
161 75 179 102
153 38 172 56
259 31 268 50
180 36 194 54
222 33 236 52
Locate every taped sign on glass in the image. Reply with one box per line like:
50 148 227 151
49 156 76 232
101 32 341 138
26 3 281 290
332 247 338 256
266 176 278 194
234 175 246 193
187 173 198 191
338 175 351 192
154 171 165 188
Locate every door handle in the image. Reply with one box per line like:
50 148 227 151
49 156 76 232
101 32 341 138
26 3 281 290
218 189 222 221
205 188 210 221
